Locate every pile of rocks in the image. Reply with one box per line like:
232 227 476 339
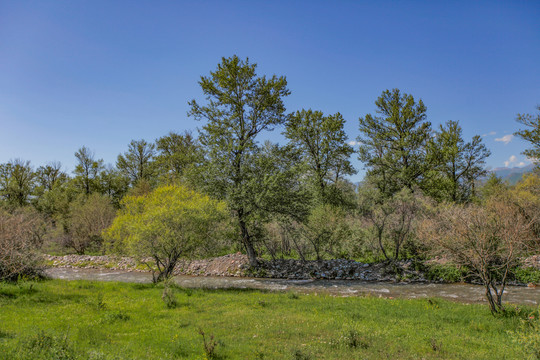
44 254 146 271
175 253 249 277
522 255 540 270
43 253 427 281
257 258 425 281
43 253 251 277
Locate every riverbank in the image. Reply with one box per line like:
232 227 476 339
43 253 540 285
43 253 431 282
0 279 536 359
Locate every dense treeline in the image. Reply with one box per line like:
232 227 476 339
1 56 539 311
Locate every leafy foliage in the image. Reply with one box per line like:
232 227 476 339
427 120 490 202
154 131 202 182
358 89 432 197
116 139 156 185
515 105 540 167
0 159 35 207
285 109 356 206
105 185 229 282
73 147 104 195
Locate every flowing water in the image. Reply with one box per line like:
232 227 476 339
45 267 540 306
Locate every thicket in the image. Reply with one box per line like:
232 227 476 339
0 207 47 281
0 57 538 304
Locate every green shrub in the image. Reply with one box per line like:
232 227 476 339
104 185 230 282
425 264 467 283
514 267 540 284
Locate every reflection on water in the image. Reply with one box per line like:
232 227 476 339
45 268 540 306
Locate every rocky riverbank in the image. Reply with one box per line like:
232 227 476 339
43 253 540 284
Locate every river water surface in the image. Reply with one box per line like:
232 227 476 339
45 267 540 306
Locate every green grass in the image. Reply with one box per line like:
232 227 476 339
0 279 534 359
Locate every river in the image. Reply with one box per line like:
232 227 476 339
45 267 540 306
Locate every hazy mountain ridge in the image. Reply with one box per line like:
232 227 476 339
489 163 536 185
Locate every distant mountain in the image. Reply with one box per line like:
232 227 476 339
489 163 536 185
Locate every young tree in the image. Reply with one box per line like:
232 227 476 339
418 200 534 314
188 55 291 266
359 185 425 262
105 185 229 282
481 173 507 200
0 159 35 207
295 204 352 260
428 120 490 202
285 109 356 205
514 105 540 167
357 89 432 197
73 146 104 195
117 139 156 185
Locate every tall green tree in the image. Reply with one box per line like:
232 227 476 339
188 55 291 266
514 105 540 167
73 146 104 195
155 131 202 181
285 109 356 205
428 120 490 202
357 89 432 197
117 139 156 185
35 162 68 192
0 159 35 207
98 165 130 207
33 162 71 222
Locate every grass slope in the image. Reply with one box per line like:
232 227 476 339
0 280 532 359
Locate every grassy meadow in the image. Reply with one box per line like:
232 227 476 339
0 279 535 359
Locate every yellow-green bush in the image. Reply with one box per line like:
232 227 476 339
104 185 229 282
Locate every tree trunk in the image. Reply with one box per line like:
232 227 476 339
239 216 258 267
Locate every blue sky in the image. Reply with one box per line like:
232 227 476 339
1 0 539 182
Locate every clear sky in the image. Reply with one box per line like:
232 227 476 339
1 0 539 182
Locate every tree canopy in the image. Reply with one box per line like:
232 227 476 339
514 105 540 167
427 120 490 202
285 109 355 205
357 89 432 197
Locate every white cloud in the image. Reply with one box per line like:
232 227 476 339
348 141 359 146
482 131 497 137
504 155 517 167
495 134 514 144
517 162 526 167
